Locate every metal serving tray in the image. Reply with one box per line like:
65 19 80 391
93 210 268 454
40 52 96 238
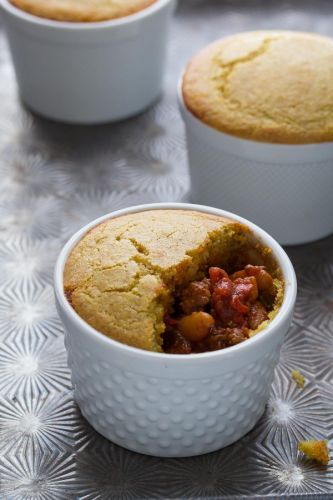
0 0 332 498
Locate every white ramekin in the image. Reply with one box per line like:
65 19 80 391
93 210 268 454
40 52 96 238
178 81 333 246
54 202 296 458
0 0 175 124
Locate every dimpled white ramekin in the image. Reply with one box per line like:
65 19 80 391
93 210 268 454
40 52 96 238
54 203 296 457
0 0 175 123
179 81 333 246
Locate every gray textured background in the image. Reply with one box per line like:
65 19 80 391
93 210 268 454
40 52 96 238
0 0 332 498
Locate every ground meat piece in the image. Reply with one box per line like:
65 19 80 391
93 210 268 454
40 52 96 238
163 329 192 354
192 340 210 353
248 301 268 330
225 327 249 346
205 332 227 351
205 326 249 351
180 278 211 314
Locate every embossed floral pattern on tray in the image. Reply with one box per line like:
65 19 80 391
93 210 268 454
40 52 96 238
0 0 333 498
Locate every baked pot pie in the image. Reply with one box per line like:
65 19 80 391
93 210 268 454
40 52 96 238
64 209 284 354
9 0 157 22
182 30 333 144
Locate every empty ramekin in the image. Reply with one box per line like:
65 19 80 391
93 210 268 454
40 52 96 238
179 83 333 246
0 0 175 123
54 202 296 458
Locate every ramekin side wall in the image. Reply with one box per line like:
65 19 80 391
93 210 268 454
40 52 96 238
180 94 333 245
57 296 292 457
0 0 175 123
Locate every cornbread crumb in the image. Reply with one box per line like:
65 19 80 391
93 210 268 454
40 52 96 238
291 370 305 389
10 0 157 22
298 440 330 466
64 210 283 352
183 31 333 144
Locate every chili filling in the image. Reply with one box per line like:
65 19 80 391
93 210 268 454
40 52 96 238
163 264 276 354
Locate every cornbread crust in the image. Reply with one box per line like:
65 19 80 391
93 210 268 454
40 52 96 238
10 0 157 22
183 31 333 144
291 369 305 389
298 440 330 465
64 210 283 352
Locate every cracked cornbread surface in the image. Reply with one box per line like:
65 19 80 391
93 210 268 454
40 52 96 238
183 31 333 144
64 210 283 352
10 0 157 22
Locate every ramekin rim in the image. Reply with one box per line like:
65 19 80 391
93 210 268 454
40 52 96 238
0 0 174 30
177 71 333 150
54 202 297 363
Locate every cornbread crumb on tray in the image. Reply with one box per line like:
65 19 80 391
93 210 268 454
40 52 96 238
298 439 330 466
183 30 333 144
291 370 305 389
10 0 157 22
64 210 284 353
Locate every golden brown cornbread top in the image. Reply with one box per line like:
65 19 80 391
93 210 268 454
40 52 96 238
10 0 157 22
64 209 284 352
64 209 249 351
183 31 333 144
